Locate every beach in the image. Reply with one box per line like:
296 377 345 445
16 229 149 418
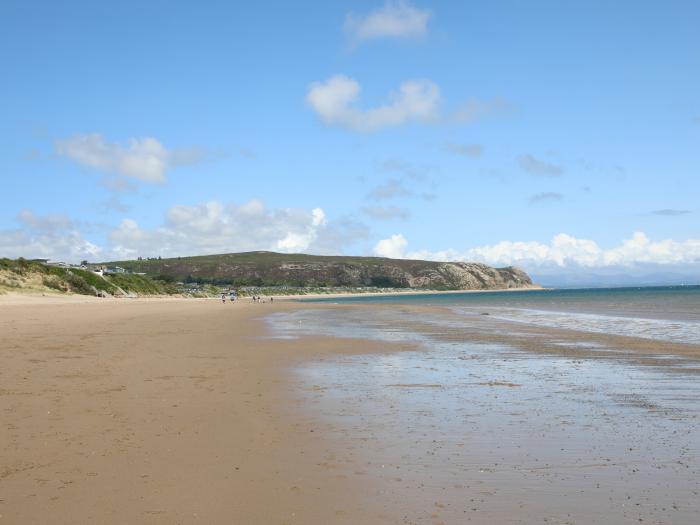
1 293 699 524
1 296 387 524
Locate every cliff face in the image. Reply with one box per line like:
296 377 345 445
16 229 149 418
405 262 533 290
268 261 532 289
108 252 536 291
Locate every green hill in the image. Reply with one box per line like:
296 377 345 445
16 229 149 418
103 251 535 291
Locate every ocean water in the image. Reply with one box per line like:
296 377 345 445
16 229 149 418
302 285 700 345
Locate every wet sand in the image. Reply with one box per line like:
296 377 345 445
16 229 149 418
272 305 700 524
1 298 699 524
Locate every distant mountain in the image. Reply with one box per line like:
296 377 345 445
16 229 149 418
104 251 536 290
531 264 700 289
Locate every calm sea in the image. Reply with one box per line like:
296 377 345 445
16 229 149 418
301 285 700 345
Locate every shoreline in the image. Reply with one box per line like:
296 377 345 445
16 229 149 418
280 285 544 300
0 285 544 306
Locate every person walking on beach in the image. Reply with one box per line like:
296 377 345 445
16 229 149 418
221 293 226 303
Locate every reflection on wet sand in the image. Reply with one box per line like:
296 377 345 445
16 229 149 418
268 305 700 524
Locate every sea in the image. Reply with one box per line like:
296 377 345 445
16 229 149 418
299 285 700 345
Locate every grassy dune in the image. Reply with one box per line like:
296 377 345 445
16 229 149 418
0 258 177 296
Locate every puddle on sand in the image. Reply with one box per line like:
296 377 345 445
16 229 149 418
267 308 700 524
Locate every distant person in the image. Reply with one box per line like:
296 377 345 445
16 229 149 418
221 293 226 303
270 297 273 303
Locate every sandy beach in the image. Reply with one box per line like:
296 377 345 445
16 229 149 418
4 1 699 523
1 296 391 524
1 295 699 524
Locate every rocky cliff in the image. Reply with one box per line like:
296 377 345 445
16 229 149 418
107 252 536 291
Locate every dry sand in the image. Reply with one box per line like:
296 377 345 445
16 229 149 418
1 297 398 524
1 295 698 524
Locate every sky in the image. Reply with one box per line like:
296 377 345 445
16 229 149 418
1 0 699 285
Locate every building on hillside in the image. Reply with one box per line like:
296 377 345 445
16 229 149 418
104 266 128 275
47 261 70 268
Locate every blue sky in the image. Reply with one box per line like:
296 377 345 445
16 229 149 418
2 1 699 284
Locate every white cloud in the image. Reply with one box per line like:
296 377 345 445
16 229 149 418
306 75 440 132
600 232 700 267
306 76 510 132
276 208 327 252
391 232 700 270
108 201 355 259
373 233 408 258
345 1 431 42
55 133 209 184
1 203 367 263
0 210 102 262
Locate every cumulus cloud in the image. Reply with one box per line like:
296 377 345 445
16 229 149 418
374 233 408 258
344 1 431 42
55 133 210 184
0 210 102 261
276 208 327 252
109 201 317 258
518 154 564 177
107 200 366 259
362 205 411 220
312 216 370 254
445 143 483 158
306 75 511 132
306 75 440 132
377 232 700 271
529 192 563 204
1 202 368 263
